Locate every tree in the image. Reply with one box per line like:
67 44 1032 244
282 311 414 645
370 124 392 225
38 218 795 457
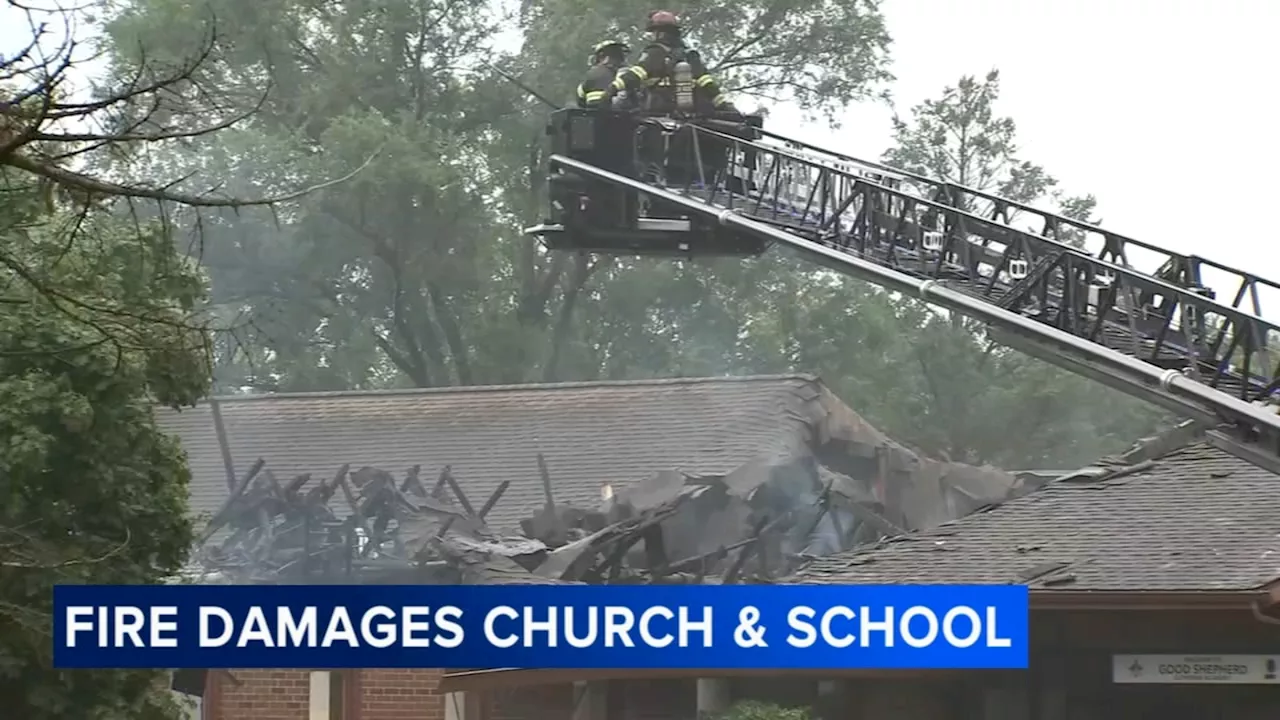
0 0 356 208
0 2 324 715
0 175 206 719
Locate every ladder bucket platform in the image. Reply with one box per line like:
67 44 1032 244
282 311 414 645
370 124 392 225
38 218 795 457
535 107 769 258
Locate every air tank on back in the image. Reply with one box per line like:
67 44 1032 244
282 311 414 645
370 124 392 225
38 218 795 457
674 60 694 112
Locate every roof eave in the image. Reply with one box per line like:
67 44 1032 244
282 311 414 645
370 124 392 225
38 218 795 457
438 590 1275 692
1029 588 1271 610
437 666 978 692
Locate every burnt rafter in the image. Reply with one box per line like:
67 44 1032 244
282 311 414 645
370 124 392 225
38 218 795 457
187 456 905 586
547 121 1280 472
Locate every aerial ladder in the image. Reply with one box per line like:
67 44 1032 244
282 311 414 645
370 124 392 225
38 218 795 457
527 109 1280 474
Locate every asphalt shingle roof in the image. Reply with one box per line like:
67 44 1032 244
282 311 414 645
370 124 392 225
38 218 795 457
157 375 831 533
795 442 1280 592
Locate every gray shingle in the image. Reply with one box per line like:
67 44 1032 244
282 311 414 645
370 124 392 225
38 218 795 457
157 375 830 533
795 442 1280 591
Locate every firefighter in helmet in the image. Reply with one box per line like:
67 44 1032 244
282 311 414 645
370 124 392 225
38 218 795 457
577 40 630 109
611 10 734 114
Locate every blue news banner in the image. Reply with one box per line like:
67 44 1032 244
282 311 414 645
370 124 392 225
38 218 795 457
53 584 1028 670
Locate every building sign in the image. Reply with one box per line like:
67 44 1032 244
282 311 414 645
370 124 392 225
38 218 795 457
1113 654 1280 684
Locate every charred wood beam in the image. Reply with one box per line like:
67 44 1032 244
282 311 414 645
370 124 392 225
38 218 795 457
723 514 771 584
642 524 668 581
262 469 285 500
830 494 906 538
337 469 374 542
431 466 451 498
658 508 798 585
802 480 850 552
283 473 311 501
304 464 346 507
252 503 275 561
400 465 425 496
197 458 266 545
559 503 684 582
537 453 556 510
209 398 238 491
477 480 510 520
825 495 846 551
435 516 457 540
798 484 833 542
583 528 650 584
443 470 477 517
364 500 394 558
661 540 743 577
197 451 907 588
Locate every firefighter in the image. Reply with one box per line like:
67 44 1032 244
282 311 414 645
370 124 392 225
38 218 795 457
612 10 735 114
576 40 630 109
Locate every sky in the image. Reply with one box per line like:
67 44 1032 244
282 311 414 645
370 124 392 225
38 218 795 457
3 0 1278 314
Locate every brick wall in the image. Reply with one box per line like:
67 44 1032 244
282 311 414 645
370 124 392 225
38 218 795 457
209 668 442 720
205 670 697 720
210 669 310 720
359 669 444 720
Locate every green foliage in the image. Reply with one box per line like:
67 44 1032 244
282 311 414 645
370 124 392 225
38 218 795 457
715 700 811 720
0 170 210 717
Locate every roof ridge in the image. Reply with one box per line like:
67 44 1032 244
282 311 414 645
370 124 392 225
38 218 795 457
204 373 824 403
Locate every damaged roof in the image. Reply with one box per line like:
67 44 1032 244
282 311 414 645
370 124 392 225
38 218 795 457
795 442 1280 592
159 375 918 533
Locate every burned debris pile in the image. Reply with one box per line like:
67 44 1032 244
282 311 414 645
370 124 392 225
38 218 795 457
190 453 905 586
